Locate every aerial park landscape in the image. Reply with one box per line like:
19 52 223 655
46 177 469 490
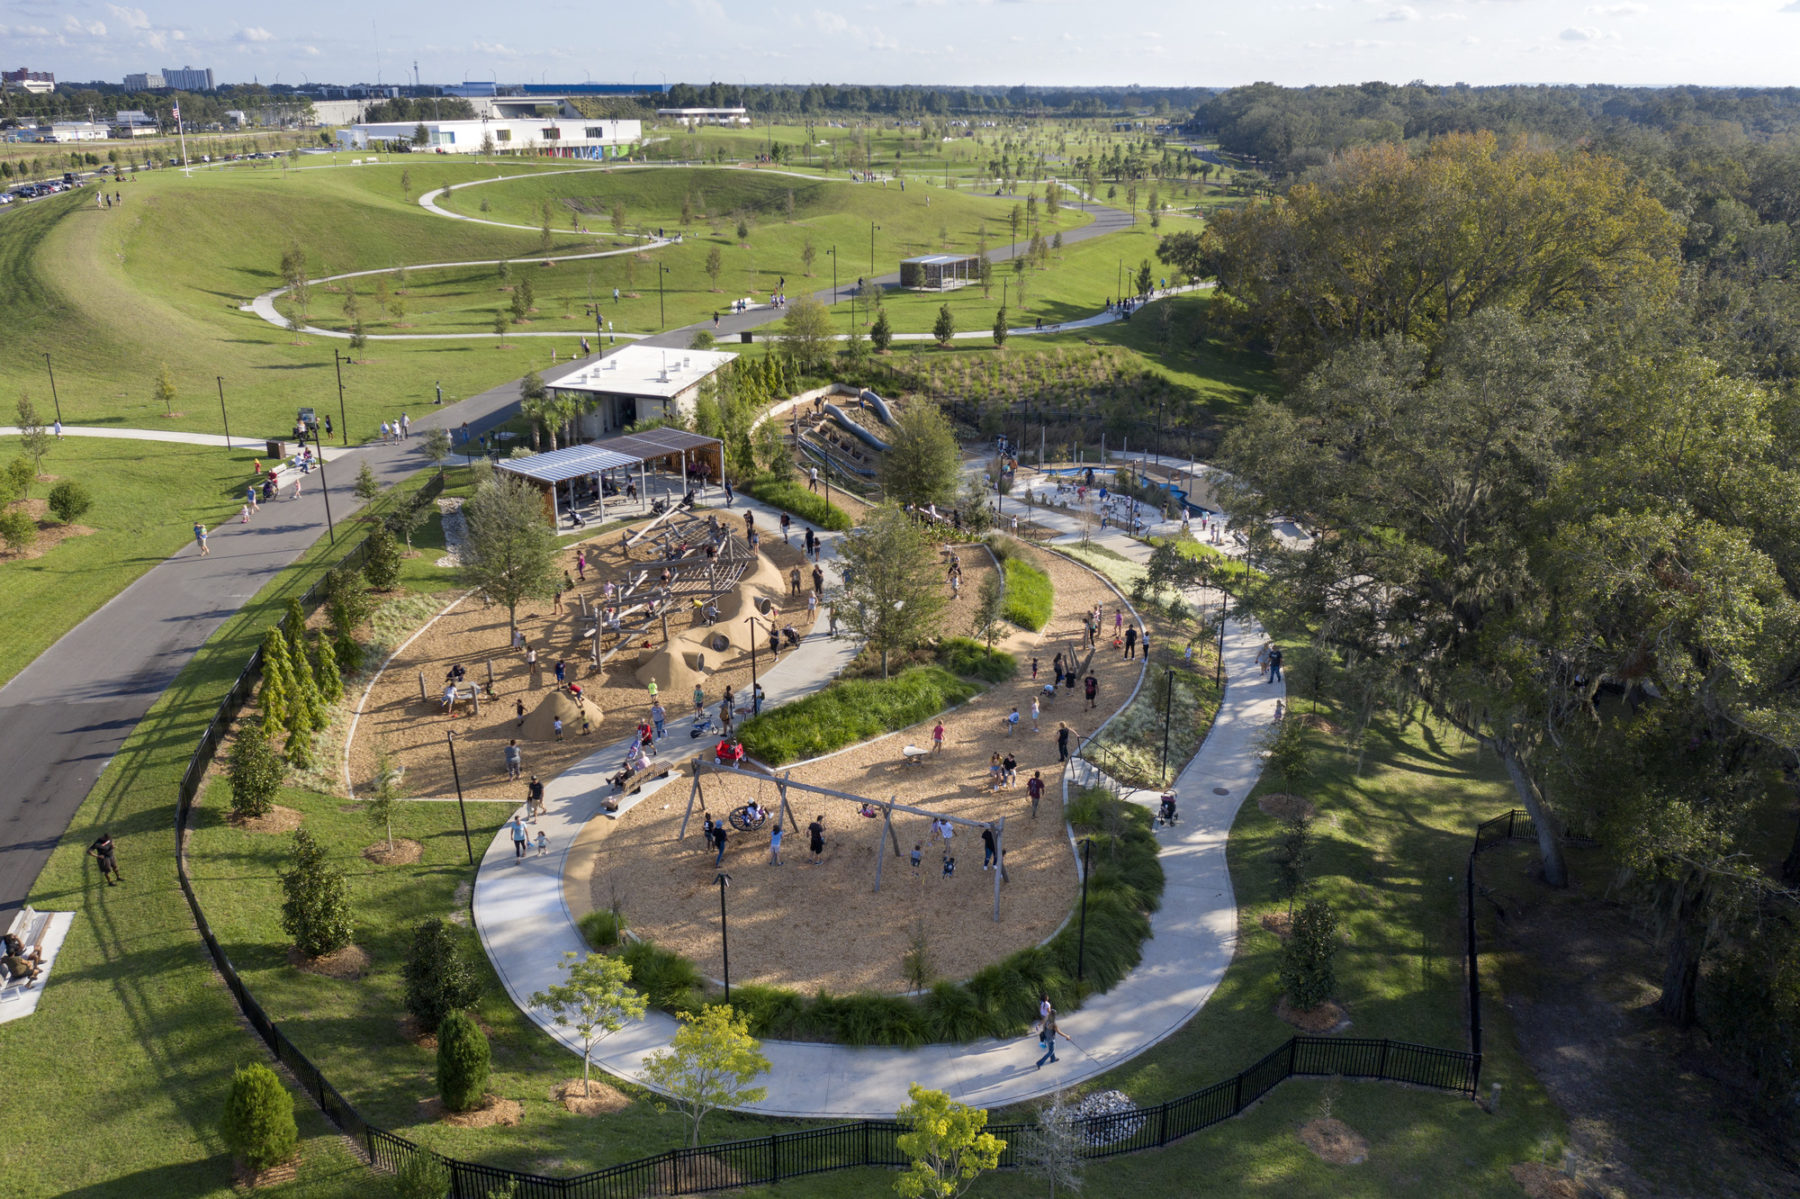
2 9 1800 1198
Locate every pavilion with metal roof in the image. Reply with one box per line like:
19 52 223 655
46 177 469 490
496 430 723 529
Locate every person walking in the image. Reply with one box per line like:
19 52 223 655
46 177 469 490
246 483 259 513
1056 722 1071 762
1255 642 1271 680
932 720 946 754
780 512 791 543
651 700 667 740
193 522 210 557
712 821 729 867
504 739 522 781
527 775 545 818
1124 626 1139 660
692 683 706 720
981 826 998 871
87 831 123 886
1084 674 1098 711
789 565 802 597
1030 697 1040 732
812 564 824 597
1269 646 1284 683
768 822 783 866
1035 1010 1072 1069
400 413 410 439
510 815 528 861
535 829 550 857
808 465 819 493
1027 771 1044 817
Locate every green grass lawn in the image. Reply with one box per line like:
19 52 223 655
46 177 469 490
0 437 262 687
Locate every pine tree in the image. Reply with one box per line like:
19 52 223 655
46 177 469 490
290 636 327 728
218 1061 298 1173
280 828 352 958
313 636 344 703
436 1010 491 1113
285 724 314 771
228 723 284 820
258 628 294 736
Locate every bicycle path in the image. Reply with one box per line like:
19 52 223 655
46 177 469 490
470 478 1282 1118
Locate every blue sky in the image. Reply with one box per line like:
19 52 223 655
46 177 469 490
4 0 1798 88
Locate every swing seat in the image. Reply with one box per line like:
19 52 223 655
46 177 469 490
901 745 929 766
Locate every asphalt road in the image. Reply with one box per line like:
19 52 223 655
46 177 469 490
0 194 1139 912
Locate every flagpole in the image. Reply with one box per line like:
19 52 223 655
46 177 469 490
175 103 191 175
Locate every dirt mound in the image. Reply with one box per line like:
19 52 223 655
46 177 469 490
1509 1163 1582 1199
228 805 305 834
364 838 424 866
554 1078 632 1115
521 690 606 741
1298 1117 1368 1164
419 1093 524 1128
288 943 371 980
1278 996 1350 1033
1258 793 1317 821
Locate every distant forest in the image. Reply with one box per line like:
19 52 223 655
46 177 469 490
667 82 1207 117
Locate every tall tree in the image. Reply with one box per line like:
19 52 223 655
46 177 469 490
894 1083 1006 1199
530 952 647 1097
779 295 833 374
640 1005 769 1148
837 505 948 679
878 403 961 512
460 473 560 643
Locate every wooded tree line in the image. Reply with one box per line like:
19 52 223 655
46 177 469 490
1187 108 1800 1119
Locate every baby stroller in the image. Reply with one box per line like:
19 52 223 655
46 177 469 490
1157 792 1179 827
689 715 719 739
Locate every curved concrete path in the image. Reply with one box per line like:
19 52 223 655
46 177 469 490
471 486 1281 1119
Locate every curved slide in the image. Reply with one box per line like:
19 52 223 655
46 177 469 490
861 389 899 427
823 402 890 452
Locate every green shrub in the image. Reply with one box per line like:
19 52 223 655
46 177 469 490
727 983 809 1038
392 1151 453 1199
403 918 485 1033
1281 899 1340 1010
1002 557 1053 631
922 982 988 1043
434 1010 491 1113
737 666 979 764
45 478 92 523
362 524 402 591
742 474 852 531
218 1061 298 1172
227 723 283 820
578 908 627 950
621 938 704 1010
937 637 1016 683
279 828 352 959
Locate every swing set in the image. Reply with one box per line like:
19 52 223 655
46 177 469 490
680 762 1011 921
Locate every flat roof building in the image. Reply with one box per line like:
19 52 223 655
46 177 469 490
335 117 640 158
656 107 750 127
548 346 738 438
2 68 55 95
899 253 980 290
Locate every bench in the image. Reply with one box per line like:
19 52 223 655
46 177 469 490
901 745 929 767
604 763 671 810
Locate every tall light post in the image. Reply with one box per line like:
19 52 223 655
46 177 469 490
42 353 63 425
445 731 474 865
869 222 879 275
657 264 670 330
216 376 231 449
309 423 336 546
715 873 733 1003
1160 666 1174 781
1075 836 1093 981
826 246 837 309
332 349 349 446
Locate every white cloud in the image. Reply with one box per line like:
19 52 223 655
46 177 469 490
814 10 851 33
64 15 107 35
1587 2 1645 12
301 45 320 56
106 5 149 30
1560 25 1601 40
1379 5 1420 20
1 23 52 36
1783 1 1800 11
239 27 274 43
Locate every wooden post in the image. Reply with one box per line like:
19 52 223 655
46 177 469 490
991 817 1006 922
418 671 427 705
677 771 704 840
471 687 481 717
873 805 891 893
776 772 801 840
486 659 496 692
887 796 903 857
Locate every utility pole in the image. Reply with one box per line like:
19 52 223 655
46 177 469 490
216 376 231 449
333 349 349 446
446 731 474 864
42 353 63 425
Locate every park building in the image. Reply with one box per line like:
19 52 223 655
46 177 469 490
899 253 981 291
31 122 107 143
656 107 750 127
548 345 738 438
334 116 641 158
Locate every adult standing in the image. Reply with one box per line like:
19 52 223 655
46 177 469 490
1124 626 1138 660
1026 771 1044 817
510 815 528 860
1268 646 1284 682
807 814 826 865
527 775 545 818
87 831 123 886
193 522 210 557
504 739 522 781
651 700 667 741
1056 722 1071 762
1084 674 1098 711
981 826 998 871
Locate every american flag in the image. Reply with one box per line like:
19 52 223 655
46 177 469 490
172 102 180 121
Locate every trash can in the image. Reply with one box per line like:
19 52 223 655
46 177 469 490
740 331 754 344
265 439 287 458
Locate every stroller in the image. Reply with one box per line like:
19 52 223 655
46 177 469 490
689 715 719 739
1157 792 1179 827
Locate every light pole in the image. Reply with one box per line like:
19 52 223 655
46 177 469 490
42 353 63 425
310 424 336 546
1075 836 1092 981
216 376 231 449
715 872 732 1002
1216 577 1229 690
869 222 879 276
658 264 670 330
332 349 349 446
445 731 474 865
1160 666 1174 781
1116 259 1122 306
826 246 837 309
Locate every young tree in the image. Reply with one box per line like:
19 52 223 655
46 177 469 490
349 320 368 352
46 479 90 524
530 951 647 1097
492 309 509 341
610 200 626 235
1016 1090 1085 1198
518 276 535 314
879 403 961 510
837 506 948 679
871 308 894 353
1272 813 1314 919
228 722 284 820
1280 899 1339 1010
313 634 343 703
801 238 817 277
280 828 353 959
154 363 177 416
353 461 380 501
1257 714 1311 796
779 295 834 373
435 1010 491 1113
735 216 750 242
640 1004 769 1147
1135 259 1154 297
497 259 512 288
973 573 1004 650
16 393 50 474
705 246 724 291
893 1083 1006 1199
422 427 453 471
259 627 299 734
403 917 484 1034
362 524 402 591
992 307 1009 349
366 743 405 853
218 1062 298 1174
933 304 956 347
461 473 560 643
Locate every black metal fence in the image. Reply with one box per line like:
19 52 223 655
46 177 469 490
171 467 1485 1196
1464 808 1538 1083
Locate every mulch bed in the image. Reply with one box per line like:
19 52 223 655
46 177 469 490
231 1156 299 1190
1278 996 1351 1034
1509 1162 1584 1199
554 1078 632 1115
227 805 305 835
1257 793 1317 821
288 943 371 980
418 1093 524 1128
363 838 424 866
1298 1116 1368 1164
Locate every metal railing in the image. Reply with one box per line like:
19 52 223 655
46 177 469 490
1464 808 1538 1087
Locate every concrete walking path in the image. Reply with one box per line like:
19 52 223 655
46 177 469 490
471 470 1283 1118
0 425 356 457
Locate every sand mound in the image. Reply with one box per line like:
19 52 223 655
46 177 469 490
521 690 606 741
1298 1116 1368 1164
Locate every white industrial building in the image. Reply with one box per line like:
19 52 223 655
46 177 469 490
548 345 738 437
33 122 107 143
656 107 750 127
112 110 159 137
335 117 640 157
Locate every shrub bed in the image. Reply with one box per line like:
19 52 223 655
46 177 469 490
741 474 852 532
622 787 1163 1045
1001 557 1054 631
736 665 980 765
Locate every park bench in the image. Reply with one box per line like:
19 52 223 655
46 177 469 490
1 906 51 1000
901 745 930 768
604 762 671 811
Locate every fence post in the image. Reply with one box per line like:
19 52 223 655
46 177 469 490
769 1132 780 1184
1231 1071 1244 1114
1157 1101 1169 1147
863 1119 871 1166
1376 1039 1390 1081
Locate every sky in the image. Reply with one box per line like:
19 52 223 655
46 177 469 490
4 0 1800 89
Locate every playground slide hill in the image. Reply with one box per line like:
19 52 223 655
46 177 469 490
825 403 890 453
861 390 899 427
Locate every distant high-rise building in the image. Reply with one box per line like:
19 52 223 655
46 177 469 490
2 67 55 94
124 71 166 90
161 66 215 91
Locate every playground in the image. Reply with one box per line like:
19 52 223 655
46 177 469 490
561 545 1126 995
